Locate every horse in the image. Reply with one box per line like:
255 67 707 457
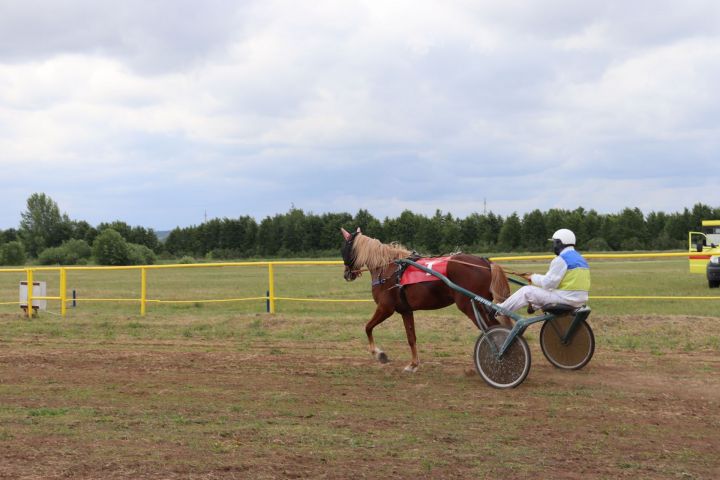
340 227 511 372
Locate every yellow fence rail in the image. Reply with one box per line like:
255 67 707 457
0 252 717 318
0 261 342 317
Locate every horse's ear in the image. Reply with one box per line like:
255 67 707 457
341 228 351 241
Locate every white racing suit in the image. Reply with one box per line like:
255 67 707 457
498 246 590 313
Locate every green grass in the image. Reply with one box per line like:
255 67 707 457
0 257 716 320
0 258 717 353
0 256 718 478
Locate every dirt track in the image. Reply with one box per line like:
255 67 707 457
0 315 719 479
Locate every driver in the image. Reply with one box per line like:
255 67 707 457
497 229 590 315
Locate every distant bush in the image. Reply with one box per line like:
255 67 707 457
178 256 196 264
0 241 26 265
620 237 644 251
64 238 92 259
92 229 158 266
156 251 175 261
651 233 684 250
38 247 65 265
93 229 130 265
585 237 610 252
127 243 156 265
38 239 92 265
206 248 242 260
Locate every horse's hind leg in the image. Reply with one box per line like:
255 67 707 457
365 307 393 364
401 312 419 373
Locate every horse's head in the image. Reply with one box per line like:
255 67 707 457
340 227 362 281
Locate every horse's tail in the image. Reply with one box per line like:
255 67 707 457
489 262 511 303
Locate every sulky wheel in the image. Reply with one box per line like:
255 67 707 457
539 315 595 370
473 327 531 389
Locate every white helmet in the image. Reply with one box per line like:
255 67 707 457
551 229 576 245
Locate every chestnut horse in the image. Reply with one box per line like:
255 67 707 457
341 227 511 372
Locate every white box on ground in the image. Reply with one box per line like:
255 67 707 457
19 281 47 310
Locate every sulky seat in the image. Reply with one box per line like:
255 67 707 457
541 303 579 315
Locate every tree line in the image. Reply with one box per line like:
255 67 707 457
0 193 159 265
0 193 717 265
165 203 718 258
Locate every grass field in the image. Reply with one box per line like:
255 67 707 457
0 257 718 479
1 257 717 319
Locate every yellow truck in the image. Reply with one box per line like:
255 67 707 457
689 220 720 288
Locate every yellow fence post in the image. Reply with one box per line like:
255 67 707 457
26 269 33 318
60 268 67 318
140 267 147 316
268 263 276 314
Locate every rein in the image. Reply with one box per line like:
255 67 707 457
347 259 529 281
446 258 529 279
345 265 396 286
347 263 402 287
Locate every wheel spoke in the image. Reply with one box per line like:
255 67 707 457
474 327 531 388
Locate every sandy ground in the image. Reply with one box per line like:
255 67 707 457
0 315 719 479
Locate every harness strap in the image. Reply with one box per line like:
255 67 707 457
397 284 411 313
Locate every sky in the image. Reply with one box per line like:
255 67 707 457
1 0 718 230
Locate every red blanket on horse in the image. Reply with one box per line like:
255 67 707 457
399 256 452 286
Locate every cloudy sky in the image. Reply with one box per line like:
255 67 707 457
1 1 718 230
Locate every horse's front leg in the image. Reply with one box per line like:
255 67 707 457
401 312 419 373
365 306 393 364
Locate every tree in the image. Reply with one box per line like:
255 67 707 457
691 203 714 230
282 208 307 253
585 237 610 251
416 210 443 253
459 213 482 247
0 241 26 265
164 226 193 257
617 208 648 245
457 212 502 250
663 209 691 243
38 239 92 265
483 212 503 247
320 212 353 251
93 229 130 266
580 210 602 248
521 209 547 251
235 216 259 255
127 243 157 265
353 209 383 240
0 228 19 243
98 221 132 240
257 216 282 256
393 210 421 245
498 213 522 251
440 212 461 252
19 193 71 257
130 226 160 252
544 209 570 237
302 214 324 252
70 220 98 246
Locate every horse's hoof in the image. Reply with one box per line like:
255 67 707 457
377 352 389 364
403 365 418 373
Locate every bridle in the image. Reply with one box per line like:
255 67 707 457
342 230 363 281
342 231 397 284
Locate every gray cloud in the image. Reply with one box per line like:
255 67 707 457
0 1 719 229
0 0 244 72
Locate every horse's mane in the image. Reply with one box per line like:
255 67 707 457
352 233 411 270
